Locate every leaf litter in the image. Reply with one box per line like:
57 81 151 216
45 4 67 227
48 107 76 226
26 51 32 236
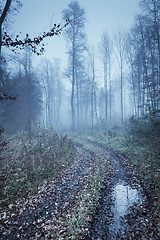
0 141 159 239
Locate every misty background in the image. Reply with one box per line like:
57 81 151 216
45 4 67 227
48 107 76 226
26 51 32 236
0 0 159 134
0 2 160 238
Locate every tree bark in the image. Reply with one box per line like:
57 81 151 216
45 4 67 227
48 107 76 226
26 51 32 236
0 0 11 55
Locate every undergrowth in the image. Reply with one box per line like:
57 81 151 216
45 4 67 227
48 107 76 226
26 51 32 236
84 125 160 235
64 174 105 240
55 147 110 240
88 131 160 200
0 129 75 207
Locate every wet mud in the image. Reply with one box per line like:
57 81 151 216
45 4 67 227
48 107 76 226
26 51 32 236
89 145 143 240
1 141 155 240
0 145 95 239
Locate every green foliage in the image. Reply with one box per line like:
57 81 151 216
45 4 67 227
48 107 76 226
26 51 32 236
126 116 160 137
0 130 75 207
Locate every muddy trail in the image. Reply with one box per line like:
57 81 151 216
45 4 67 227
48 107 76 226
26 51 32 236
0 141 158 239
0 144 96 239
89 144 143 239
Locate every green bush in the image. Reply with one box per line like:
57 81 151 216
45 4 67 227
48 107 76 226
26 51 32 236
126 116 160 137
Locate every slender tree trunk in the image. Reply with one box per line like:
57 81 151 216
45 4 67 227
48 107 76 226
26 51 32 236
71 58 75 131
76 70 80 128
71 21 76 131
0 0 11 55
153 0 160 87
56 70 61 129
71 84 75 131
24 50 32 140
91 81 94 130
104 64 108 124
132 72 136 116
0 25 2 57
142 73 145 116
137 55 141 117
109 59 112 121
93 87 98 125
120 60 123 122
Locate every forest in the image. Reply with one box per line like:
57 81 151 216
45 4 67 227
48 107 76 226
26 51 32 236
0 0 160 239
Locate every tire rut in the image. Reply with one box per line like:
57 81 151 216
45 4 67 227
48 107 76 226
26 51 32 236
0 145 95 240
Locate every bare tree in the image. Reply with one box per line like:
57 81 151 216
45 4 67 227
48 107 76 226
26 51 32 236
40 59 62 129
99 31 113 125
88 47 98 129
0 0 11 55
114 29 126 122
62 1 87 131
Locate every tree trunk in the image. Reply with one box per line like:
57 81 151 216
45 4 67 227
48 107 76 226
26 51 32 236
76 70 80 128
109 59 112 121
0 0 12 55
120 61 123 122
71 56 75 131
104 64 108 124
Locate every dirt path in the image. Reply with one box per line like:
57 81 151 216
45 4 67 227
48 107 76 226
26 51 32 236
89 143 143 239
0 141 158 239
0 145 96 239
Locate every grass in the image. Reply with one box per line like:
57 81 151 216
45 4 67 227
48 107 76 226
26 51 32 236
0 129 75 207
84 129 160 228
65 174 105 238
62 125 160 236
88 132 160 189
56 146 110 240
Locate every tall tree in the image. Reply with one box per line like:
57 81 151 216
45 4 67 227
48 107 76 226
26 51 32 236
88 47 98 129
0 52 42 134
0 0 11 55
114 30 126 122
62 1 87 131
139 0 160 116
0 0 23 56
40 59 62 129
99 31 112 124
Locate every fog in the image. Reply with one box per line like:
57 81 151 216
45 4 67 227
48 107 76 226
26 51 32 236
0 2 160 239
0 0 159 135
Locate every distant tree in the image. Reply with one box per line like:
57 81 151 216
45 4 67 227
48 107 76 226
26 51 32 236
88 47 98 129
0 0 69 138
1 51 42 135
126 33 137 116
139 0 160 73
99 31 113 124
139 0 160 117
122 0 160 120
52 59 62 129
62 1 87 131
114 30 126 122
40 59 62 129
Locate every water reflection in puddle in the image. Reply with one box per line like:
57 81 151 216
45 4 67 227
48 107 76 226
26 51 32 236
89 145 143 239
109 180 142 237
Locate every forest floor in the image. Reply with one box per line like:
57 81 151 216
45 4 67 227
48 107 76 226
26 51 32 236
0 133 159 239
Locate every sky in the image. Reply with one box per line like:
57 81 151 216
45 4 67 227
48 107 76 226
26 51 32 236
12 0 140 67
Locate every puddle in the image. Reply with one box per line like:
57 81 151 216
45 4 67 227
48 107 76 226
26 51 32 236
90 144 143 239
90 180 142 239
109 180 142 238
